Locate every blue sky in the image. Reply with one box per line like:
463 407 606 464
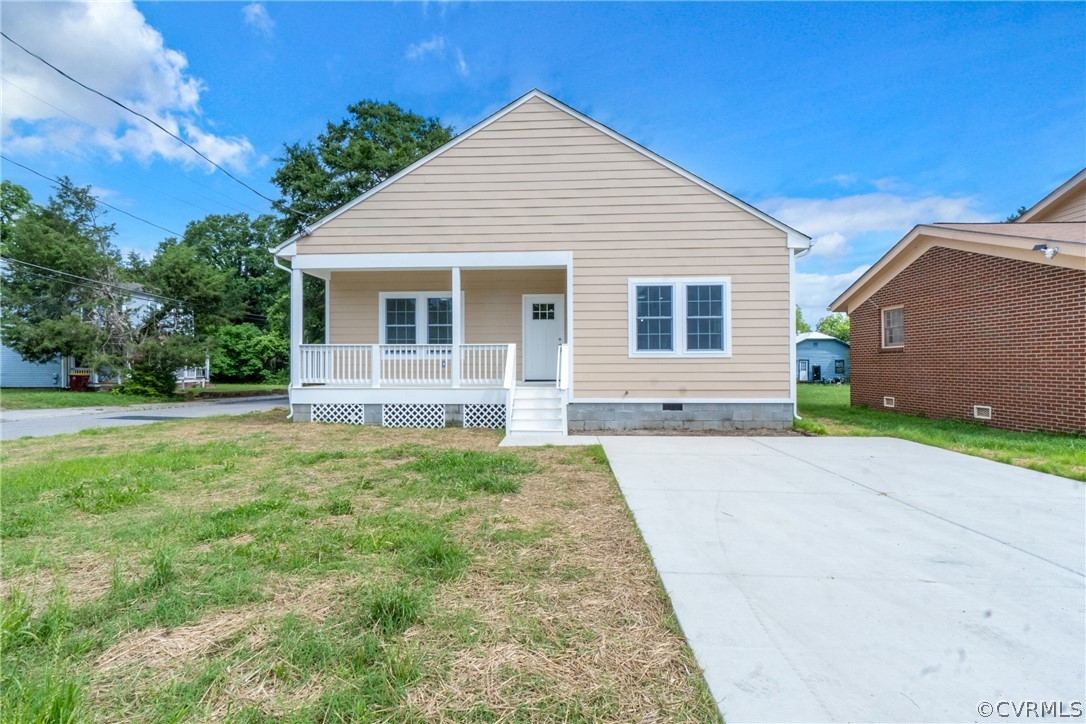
2 1 1083 320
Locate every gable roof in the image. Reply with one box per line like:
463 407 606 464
828 221 1086 313
272 89 810 256
796 331 849 346
1016 168 1086 222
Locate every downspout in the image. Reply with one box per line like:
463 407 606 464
271 252 294 419
789 242 812 421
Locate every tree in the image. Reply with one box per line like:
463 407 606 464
271 100 455 237
1 183 204 392
1 181 34 235
1 180 121 368
795 305 812 333
142 241 231 336
269 100 455 343
170 213 285 325
815 313 850 343
1004 205 1029 222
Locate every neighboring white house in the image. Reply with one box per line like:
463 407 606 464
271 90 811 434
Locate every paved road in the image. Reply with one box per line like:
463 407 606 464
0 396 288 439
601 435 1086 723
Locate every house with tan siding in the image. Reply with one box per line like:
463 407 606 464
829 168 1086 434
271 90 811 434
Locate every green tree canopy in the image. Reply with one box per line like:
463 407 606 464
271 100 455 236
795 305 812 334
815 313 850 344
0 179 121 365
161 213 285 327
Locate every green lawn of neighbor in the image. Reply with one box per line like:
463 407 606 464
0 413 718 723
0 389 162 411
796 384 1085 481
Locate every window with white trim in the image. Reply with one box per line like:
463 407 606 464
628 278 731 357
882 306 904 348
380 292 462 345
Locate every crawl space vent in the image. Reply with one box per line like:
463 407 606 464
973 405 993 420
883 396 896 408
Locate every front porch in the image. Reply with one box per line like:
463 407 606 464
282 251 573 432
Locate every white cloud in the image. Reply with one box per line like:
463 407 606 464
406 36 447 61
406 35 469 77
455 48 469 78
1 1 256 173
829 173 858 187
241 3 275 38
762 191 989 260
797 265 872 316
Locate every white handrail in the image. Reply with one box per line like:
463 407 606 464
503 343 516 433
555 343 570 391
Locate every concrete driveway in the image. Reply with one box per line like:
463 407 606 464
0 396 288 439
600 436 1085 723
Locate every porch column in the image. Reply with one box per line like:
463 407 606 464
290 266 303 390
451 266 462 387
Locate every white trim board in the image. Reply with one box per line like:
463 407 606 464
271 89 811 256
627 277 733 358
289 251 572 271
570 397 794 404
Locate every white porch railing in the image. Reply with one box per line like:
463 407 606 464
298 343 513 387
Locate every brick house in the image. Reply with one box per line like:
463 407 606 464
829 169 1086 434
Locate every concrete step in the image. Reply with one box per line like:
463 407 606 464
513 387 562 399
508 422 566 433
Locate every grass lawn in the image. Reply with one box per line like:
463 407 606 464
0 414 718 722
187 383 287 397
796 384 1086 481
0 388 163 411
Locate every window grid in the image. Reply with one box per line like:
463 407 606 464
834 360 845 375
628 278 731 357
531 303 556 321
427 297 452 344
385 298 417 345
635 285 674 351
882 307 904 348
685 284 724 351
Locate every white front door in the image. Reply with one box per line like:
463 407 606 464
522 294 564 381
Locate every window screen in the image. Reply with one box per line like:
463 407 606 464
427 297 452 344
635 285 673 351
882 307 904 347
385 298 416 344
685 284 724 351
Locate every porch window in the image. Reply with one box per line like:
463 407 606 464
379 292 463 345
628 278 731 357
385 298 417 344
882 306 904 348
427 298 453 344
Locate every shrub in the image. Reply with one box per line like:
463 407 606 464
211 323 288 383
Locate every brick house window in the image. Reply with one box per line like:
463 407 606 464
882 306 904 348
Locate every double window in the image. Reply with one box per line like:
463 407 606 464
628 278 731 357
379 292 461 345
881 306 904 348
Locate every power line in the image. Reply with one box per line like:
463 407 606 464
2 155 184 237
1 257 268 321
1 31 309 222
1 77 269 217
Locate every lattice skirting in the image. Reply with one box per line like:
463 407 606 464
312 403 365 425
382 403 445 429
463 403 506 429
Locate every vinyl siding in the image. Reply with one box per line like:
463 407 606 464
304 97 792 399
796 339 850 381
1028 185 1086 222
1 344 63 387
328 269 565 381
